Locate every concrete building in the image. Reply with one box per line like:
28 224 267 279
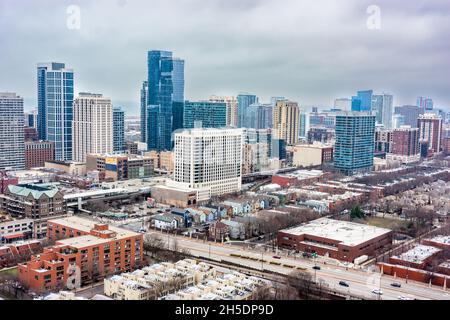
334 98 352 111
0 183 66 238
418 113 443 156
334 113 375 176
390 245 441 269
72 93 113 162
25 141 54 169
0 92 25 170
18 216 143 292
278 217 392 262
292 143 333 167
372 93 394 129
145 151 174 174
172 128 243 201
0 219 34 244
394 105 422 128
273 100 300 145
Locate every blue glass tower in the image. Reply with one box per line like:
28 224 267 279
146 51 184 151
183 101 227 128
37 62 74 161
334 113 375 175
237 94 258 128
113 107 125 153
140 80 148 143
351 90 373 112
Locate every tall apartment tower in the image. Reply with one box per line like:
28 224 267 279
237 94 258 128
273 100 300 145
418 113 443 156
209 95 238 127
72 93 113 162
37 62 74 161
113 107 125 153
172 128 243 201
0 92 25 170
372 93 394 129
146 51 184 151
351 90 373 112
140 80 148 143
334 113 376 175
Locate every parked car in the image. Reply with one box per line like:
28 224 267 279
339 281 349 287
273 255 281 259
312 266 321 270
398 296 413 300
391 282 402 288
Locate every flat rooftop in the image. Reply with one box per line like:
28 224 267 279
392 245 441 264
280 217 391 247
427 235 450 245
57 235 111 248
49 216 140 240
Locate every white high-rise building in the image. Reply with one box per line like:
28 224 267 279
72 93 113 162
172 128 243 201
0 92 25 170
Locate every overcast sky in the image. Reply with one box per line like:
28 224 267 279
1 0 449 115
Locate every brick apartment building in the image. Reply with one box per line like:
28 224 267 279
18 216 143 292
25 140 55 169
277 218 392 262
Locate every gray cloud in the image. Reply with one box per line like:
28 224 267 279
0 0 449 115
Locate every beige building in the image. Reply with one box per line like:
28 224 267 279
292 143 334 167
209 95 238 127
45 160 87 175
72 93 113 162
273 100 300 145
144 151 174 174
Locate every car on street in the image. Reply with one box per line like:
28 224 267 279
312 266 321 270
391 282 402 288
398 296 413 300
372 289 383 295
338 281 349 287
273 255 281 259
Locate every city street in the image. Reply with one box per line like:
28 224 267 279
146 229 450 301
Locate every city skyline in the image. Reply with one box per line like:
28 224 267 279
1 0 450 115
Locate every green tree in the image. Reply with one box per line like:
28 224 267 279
350 205 365 220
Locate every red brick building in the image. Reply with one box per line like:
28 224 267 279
25 141 55 169
277 218 392 262
391 127 419 156
24 127 38 141
18 216 143 292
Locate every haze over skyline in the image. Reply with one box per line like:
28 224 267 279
1 0 450 115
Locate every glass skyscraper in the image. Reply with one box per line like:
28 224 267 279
113 106 125 153
334 113 375 175
183 101 227 129
237 94 258 128
0 92 25 170
140 80 148 143
351 90 373 112
146 51 184 151
37 62 74 161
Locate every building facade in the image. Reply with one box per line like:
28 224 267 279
72 93 113 162
37 62 74 161
183 101 227 129
0 92 25 170
273 100 300 145
172 128 243 201
209 95 238 127
372 93 393 129
418 113 443 156
113 107 125 153
334 113 375 175
146 51 184 151
237 94 258 128
25 141 55 169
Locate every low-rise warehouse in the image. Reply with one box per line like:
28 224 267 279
277 217 392 262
